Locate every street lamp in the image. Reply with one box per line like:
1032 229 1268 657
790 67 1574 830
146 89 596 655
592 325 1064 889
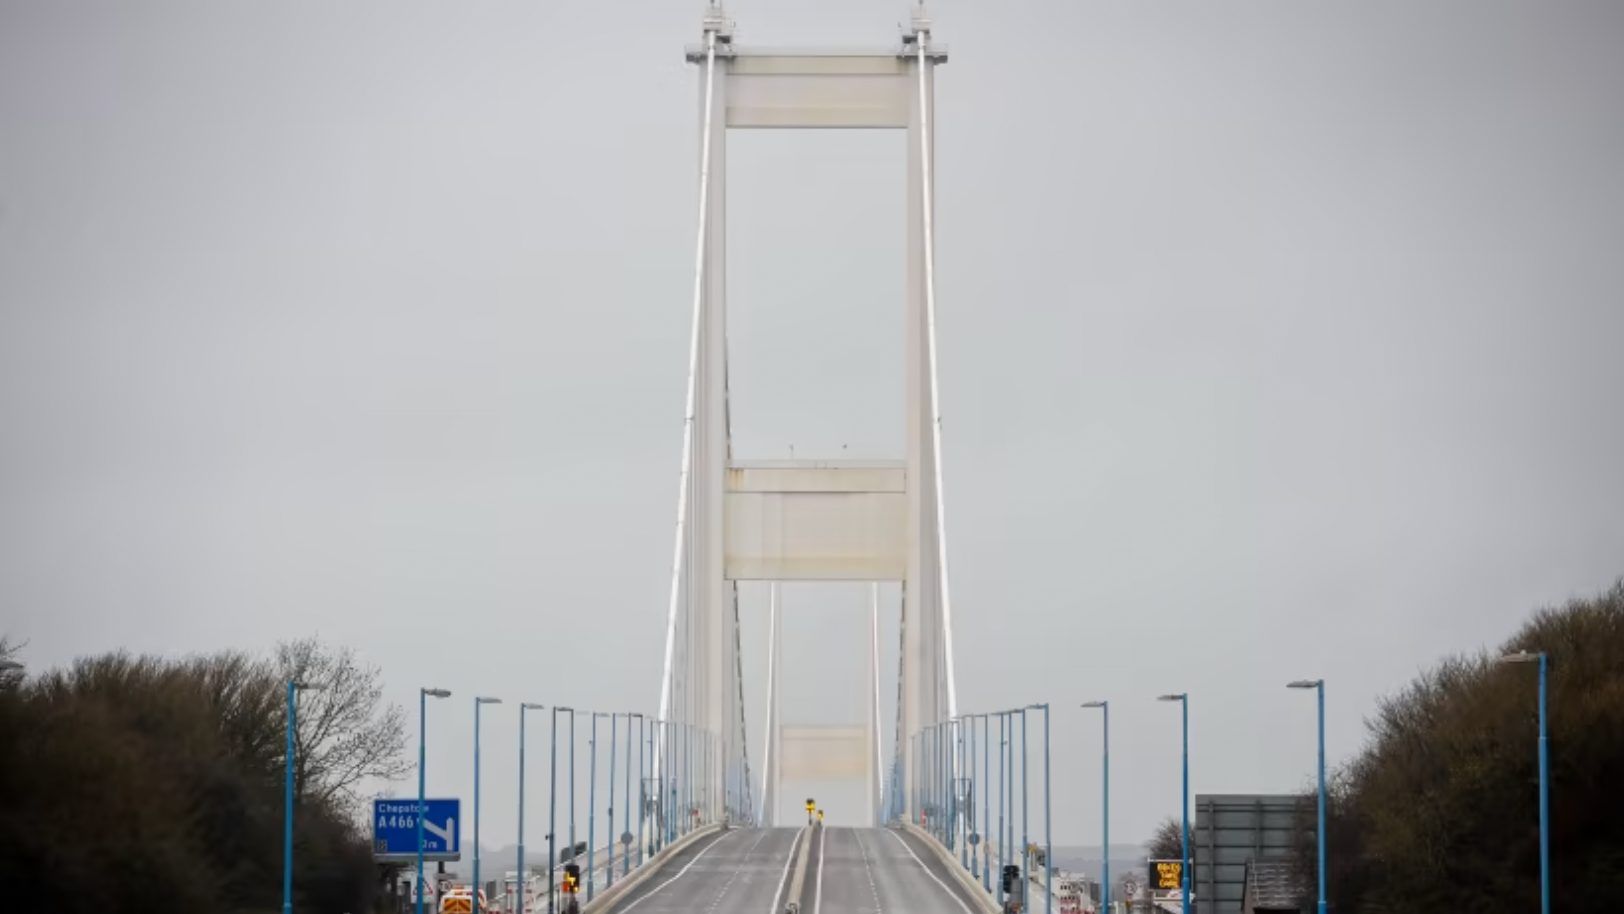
516 702 544 914
1081 702 1109 914
588 712 612 900
625 713 644 876
417 688 452 914
1017 709 1031 911
473 697 503 913
1028 704 1052 914
1287 681 1326 914
605 712 620 890
1157 693 1189 914
283 680 324 914
1497 650 1550 914
979 713 991 893
549 706 575 914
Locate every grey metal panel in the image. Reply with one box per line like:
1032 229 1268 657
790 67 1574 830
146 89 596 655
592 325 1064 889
1205 828 1298 848
1201 814 1299 837
1197 795 1302 806
1196 846 1279 866
1192 794 1306 914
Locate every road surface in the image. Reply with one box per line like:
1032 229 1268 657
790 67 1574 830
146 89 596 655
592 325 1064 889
607 826 986 914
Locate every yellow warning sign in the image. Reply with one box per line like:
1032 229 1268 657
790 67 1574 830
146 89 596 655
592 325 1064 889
1151 859 1183 892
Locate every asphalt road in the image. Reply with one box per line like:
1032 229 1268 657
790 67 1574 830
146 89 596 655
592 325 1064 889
608 825 985 914
809 827 987 914
608 827 802 914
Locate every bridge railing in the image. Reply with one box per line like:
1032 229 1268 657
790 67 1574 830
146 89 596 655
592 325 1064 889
906 704 1059 914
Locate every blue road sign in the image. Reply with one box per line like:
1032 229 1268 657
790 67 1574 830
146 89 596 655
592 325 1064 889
372 798 461 861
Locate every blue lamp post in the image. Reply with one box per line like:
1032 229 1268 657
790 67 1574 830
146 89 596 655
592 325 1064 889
588 712 606 900
996 713 1005 907
473 697 503 913
1081 702 1109 914
549 707 573 914
607 712 620 887
417 687 452 914
635 715 648 867
1020 709 1029 898
966 715 978 876
569 712 578 879
624 713 642 877
516 702 543 914
982 714 991 892
1006 712 1015 905
1498 650 1550 914
1029 704 1051 914
1157 693 1189 914
282 680 323 914
1288 680 1327 914
948 724 961 863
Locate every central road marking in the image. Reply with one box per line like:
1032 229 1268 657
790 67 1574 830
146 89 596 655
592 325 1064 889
704 829 771 914
853 829 883 914
887 830 975 914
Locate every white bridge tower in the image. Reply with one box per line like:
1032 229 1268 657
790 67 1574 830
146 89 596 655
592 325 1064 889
658 2 958 829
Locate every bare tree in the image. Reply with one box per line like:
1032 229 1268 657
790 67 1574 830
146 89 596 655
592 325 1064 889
1146 816 1185 862
0 635 25 690
276 637 410 815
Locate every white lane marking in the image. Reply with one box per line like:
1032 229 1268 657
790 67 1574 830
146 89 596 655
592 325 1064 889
617 829 742 913
766 829 804 914
813 827 827 914
886 829 975 914
853 829 883 914
704 830 771 914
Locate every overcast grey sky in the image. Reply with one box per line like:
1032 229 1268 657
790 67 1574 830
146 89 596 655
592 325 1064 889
3 0 1622 847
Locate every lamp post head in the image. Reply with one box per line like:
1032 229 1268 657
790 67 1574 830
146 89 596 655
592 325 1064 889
291 680 325 692
1497 650 1541 664
477 696 503 704
422 688 452 699
1081 701 1106 709
1286 680 1323 690
521 702 545 710
1157 693 1186 703
0 660 25 673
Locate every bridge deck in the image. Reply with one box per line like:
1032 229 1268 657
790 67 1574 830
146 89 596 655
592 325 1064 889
606 826 984 914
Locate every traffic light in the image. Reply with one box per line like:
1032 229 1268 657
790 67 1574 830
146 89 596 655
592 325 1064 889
1001 865 1020 894
817 810 824 822
563 864 581 894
